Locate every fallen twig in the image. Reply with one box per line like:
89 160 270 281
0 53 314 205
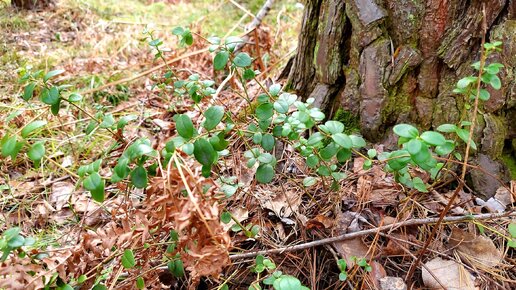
226 211 515 260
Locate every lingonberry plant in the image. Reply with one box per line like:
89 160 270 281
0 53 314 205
2 20 509 288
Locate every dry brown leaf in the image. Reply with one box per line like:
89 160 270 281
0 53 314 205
306 215 334 230
449 228 503 268
333 237 370 267
422 257 476 290
257 188 301 218
51 181 74 210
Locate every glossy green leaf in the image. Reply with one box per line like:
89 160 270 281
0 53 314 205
1 135 17 157
43 69 65 82
393 124 419 138
83 172 105 202
273 99 289 114
175 114 195 140
22 83 36 101
256 164 274 183
27 142 45 163
21 121 47 138
332 133 353 149
233 52 252 67
41 86 60 105
412 177 428 192
213 51 230 70
420 131 446 146
136 277 145 289
436 124 457 133
193 138 217 166
131 166 148 189
203 106 224 130
303 177 317 187
261 134 275 151
255 103 274 120
121 249 136 269
455 128 477 150
324 121 344 134
350 135 366 148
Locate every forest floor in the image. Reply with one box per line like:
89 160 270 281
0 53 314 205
1 0 515 289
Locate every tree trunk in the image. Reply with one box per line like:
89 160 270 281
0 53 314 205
12 0 53 9
287 0 516 184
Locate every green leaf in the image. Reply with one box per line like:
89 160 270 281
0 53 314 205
307 132 324 147
27 142 45 163
233 52 252 67
273 99 289 114
41 86 60 105
393 124 419 138
303 177 317 187
508 223 516 237
478 89 490 101
43 69 65 82
1 135 17 157
320 142 339 160
243 69 256 80
255 103 274 120
121 249 136 269
269 84 282 96
436 124 457 133
258 153 274 164
455 128 477 150
131 166 148 189
221 211 231 224
324 121 344 134
336 148 351 162
78 275 87 284
83 172 105 202
339 272 348 281
456 76 477 89
203 106 224 130
136 277 145 289
213 51 230 70
435 141 455 156
484 63 504 74
209 133 229 151
22 83 36 101
171 259 184 277
306 155 319 168
412 177 428 192
256 164 274 183
420 131 446 146
273 275 302 290
68 92 83 102
193 138 217 166
332 133 353 149
21 120 47 139
175 114 195 140
171 26 185 35
488 74 501 90
261 134 275 151
367 149 377 158
50 99 61 115
350 135 366 148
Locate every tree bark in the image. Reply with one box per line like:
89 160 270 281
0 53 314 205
287 0 515 164
12 0 53 10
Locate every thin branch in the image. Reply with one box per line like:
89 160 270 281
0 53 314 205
153 211 514 270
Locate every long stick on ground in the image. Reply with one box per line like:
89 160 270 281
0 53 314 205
227 211 515 260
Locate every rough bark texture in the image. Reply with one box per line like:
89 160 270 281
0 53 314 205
12 0 53 9
288 0 516 191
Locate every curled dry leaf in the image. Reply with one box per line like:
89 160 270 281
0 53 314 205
50 181 74 210
448 228 503 268
422 257 476 290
